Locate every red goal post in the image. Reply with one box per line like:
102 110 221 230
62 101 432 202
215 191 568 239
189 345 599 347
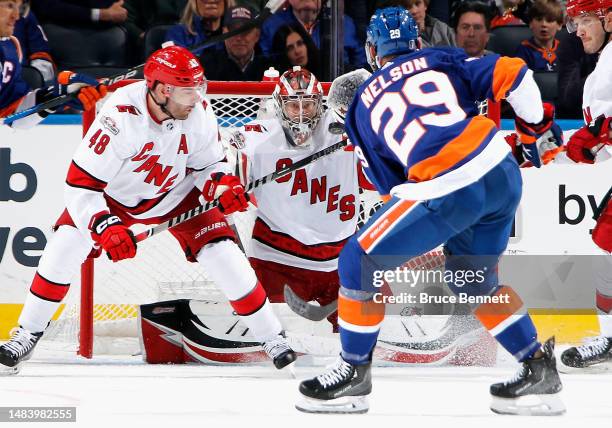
73 79 501 358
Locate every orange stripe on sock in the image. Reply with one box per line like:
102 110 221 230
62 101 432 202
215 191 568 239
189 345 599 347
338 295 385 327
358 199 416 252
473 286 524 331
408 116 495 182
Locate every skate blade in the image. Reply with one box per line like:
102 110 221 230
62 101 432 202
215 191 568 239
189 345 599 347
296 396 369 414
0 364 21 376
490 393 566 416
558 359 612 374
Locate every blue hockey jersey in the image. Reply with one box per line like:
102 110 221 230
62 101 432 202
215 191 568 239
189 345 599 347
0 36 30 117
345 47 529 201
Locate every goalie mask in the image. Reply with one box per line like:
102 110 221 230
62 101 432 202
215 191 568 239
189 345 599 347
273 66 324 147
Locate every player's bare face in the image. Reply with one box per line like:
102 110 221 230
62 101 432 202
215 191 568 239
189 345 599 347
286 32 308 66
574 14 606 53
605 10 612 33
0 0 20 37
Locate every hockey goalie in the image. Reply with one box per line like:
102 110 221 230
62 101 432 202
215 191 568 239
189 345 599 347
139 66 496 367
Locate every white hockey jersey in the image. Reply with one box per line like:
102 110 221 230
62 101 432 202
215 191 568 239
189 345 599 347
580 41 612 160
65 81 229 236
230 110 365 271
582 41 612 125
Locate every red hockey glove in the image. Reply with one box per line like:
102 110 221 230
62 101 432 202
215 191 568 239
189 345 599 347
202 173 249 215
567 116 612 164
514 102 563 168
90 213 137 262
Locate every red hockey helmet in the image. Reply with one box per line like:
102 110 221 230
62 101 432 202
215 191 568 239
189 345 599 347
566 0 612 31
273 66 324 146
144 45 206 89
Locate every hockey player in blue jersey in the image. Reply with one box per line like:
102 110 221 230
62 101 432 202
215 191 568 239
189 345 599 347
0 0 107 128
297 7 565 416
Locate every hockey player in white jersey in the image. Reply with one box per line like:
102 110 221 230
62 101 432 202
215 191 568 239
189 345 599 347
560 0 612 369
0 45 296 374
228 66 374 330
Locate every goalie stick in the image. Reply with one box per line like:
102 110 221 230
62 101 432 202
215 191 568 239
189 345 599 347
284 285 338 321
133 138 349 243
1 0 286 126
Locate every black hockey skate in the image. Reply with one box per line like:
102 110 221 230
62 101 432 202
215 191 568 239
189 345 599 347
560 336 612 370
262 332 297 369
490 337 565 416
296 356 371 414
0 327 43 375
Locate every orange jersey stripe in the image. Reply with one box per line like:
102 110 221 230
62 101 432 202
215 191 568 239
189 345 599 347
491 56 526 102
473 286 524 331
408 116 496 182
358 199 416 252
339 295 385 327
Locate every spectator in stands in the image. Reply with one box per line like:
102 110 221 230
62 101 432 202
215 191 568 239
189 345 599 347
165 0 226 53
13 7 56 84
374 0 455 47
259 0 366 70
32 0 127 27
200 5 269 80
491 0 526 27
454 1 493 57
557 0 607 117
515 0 563 72
229 0 265 12
123 0 187 59
271 23 321 77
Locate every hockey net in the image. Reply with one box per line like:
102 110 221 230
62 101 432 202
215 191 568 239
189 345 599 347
41 79 502 358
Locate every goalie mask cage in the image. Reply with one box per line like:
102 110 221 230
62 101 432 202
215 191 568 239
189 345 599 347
41 79 501 358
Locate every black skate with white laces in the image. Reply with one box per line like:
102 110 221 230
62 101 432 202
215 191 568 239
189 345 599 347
490 337 565 416
560 336 612 370
0 327 43 375
262 332 297 369
296 356 371 414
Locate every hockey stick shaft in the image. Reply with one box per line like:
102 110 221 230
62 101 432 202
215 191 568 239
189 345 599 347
2 0 285 126
133 139 348 243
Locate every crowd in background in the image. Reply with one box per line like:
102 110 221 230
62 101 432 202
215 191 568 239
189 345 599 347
8 0 606 118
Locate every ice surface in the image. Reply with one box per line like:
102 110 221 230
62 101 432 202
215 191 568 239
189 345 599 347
1 348 611 428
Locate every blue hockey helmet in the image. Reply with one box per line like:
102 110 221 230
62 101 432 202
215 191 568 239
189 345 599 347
366 7 420 71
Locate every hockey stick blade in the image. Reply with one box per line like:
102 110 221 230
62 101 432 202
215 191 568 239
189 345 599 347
283 284 337 321
133 139 349 243
2 0 285 126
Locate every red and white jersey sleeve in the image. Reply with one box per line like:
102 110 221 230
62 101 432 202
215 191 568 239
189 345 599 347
231 111 360 271
65 81 228 235
583 42 612 124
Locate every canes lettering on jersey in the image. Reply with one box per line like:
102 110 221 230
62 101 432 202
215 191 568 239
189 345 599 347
274 158 356 221
232 110 361 271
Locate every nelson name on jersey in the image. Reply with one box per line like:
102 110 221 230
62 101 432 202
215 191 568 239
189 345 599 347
360 56 430 108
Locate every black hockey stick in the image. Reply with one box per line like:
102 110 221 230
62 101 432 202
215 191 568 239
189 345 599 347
283 284 337 321
2 0 286 125
133 138 349 243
